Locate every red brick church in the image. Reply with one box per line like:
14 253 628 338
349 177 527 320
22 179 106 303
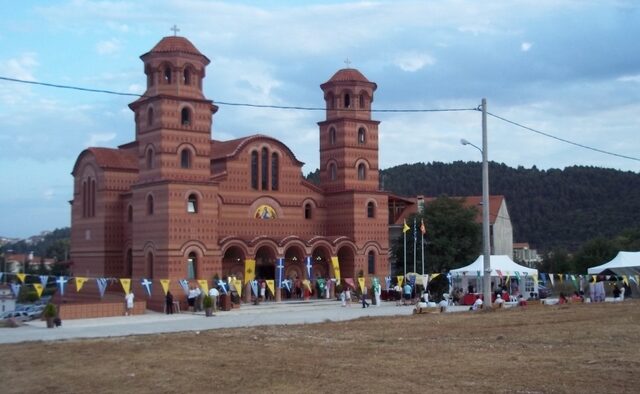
70 35 390 308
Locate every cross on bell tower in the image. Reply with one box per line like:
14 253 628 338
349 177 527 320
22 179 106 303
170 24 180 36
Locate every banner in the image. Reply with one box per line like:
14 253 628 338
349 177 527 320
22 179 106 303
266 279 275 297
622 275 629 286
276 258 285 288
56 276 68 296
244 259 256 284
141 278 153 296
217 280 228 295
16 273 26 284
385 276 391 290
358 277 365 292
160 279 170 295
197 279 209 294
75 277 88 292
303 279 311 292
33 283 44 298
397 275 404 287
431 273 440 280
97 278 108 298
251 280 258 297
179 279 190 295
120 278 131 295
549 274 555 287
282 279 291 292
39 275 49 287
10 283 20 297
232 278 242 297
305 256 313 280
331 257 341 281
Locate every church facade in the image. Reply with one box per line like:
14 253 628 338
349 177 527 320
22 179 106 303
70 35 390 308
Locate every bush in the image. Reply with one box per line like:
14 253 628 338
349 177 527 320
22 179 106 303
43 303 57 319
203 294 212 309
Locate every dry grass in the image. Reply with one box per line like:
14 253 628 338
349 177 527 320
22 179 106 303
1 301 639 393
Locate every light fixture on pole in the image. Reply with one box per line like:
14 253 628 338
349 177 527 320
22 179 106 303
460 98 492 308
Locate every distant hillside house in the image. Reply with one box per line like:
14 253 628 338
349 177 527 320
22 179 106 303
513 242 541 267
4 253 55 273
388 194 514 258
0 285 16 313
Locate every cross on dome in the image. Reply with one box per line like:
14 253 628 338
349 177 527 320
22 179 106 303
344 58 352 68
170 24 180 36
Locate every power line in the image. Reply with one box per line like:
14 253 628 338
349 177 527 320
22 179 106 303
0 76 476 113
487 111 640 162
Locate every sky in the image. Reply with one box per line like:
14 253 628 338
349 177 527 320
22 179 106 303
1 0 640 239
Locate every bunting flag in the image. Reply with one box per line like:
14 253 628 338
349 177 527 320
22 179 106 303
420 219 426 235
402 219 410 233
232 278 242 297
317 278 326 290
571 275 579 289
265 279 275 296
431 273 441 280
179 279 190 295
10 283 21 297
548 274 555 287
622 275 629 286
251 280 259 297
385 276 391 290
120 278 131 295
305 256 313 280
422 274 429 288
303 279 311 292
217 280 228 295
446 272 452 286
505 274 511 285
634 275 640 286
244 259 256 284
496 269 503 278
141 278 153 296
344 278 356 289
557 274 564 283
281 279 291 292
330 257 341 281
33 283 44 298
75 277 88 292
591 275 597 283
409 275 416 286
532 273 538 285
97 278 108 298
197 279 209 294
39 275 49 287
397 275 404 287
56 276 68 296
358 277 366 292
515 272 521 281
539 273 547 285
276 258 285 288
160 279 170 295
0 273 2 282
16 273 26 284
372 277 380 292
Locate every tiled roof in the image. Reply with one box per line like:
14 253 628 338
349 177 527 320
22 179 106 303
211 135 304 166
327 68 370 83
87 148 138 171
148 36 205 58
391 195 506 225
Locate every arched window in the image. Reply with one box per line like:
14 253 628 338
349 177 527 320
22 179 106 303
127 205 133 222
304 203 312 219
358 163 366 180
344 93 351 108
271 152 279 191
329 163 337 181
251 151 259 190
146 252 154 279
367 201 375 218
183 68 191 85
89 179 96 217
181 149 191 169
147 107 154 126
146 147 154 169
187 194 197 213
359 94 364 108
261 147 269 190
147 69 154 87
329 127 336 145
82 181 87 218
164 66 172 84
187 252 197 280
126 249 133 278
368 251 375 274
330 94 335 109
358 127 366 144
147 195 154 215
181 107 191 126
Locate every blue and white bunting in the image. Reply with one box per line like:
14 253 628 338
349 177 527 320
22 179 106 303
305 256 313 280
39 275 49 287
385 276 391 290
282 279 291 292
141 278 153 296
250 280 258 297
217 280 228 295
96 278 108 298
179 279 190 295
276 258 285 288
10 282 21 297
56 276 68 296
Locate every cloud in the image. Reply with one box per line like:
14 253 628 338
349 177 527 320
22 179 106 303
394 52 436 72
617 74 640 83
43 189 55 200
86 133 117 147
96 39 120 55
521 42 533 52
3 52 38 81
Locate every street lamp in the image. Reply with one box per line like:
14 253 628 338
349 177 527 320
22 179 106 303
460 98 492 308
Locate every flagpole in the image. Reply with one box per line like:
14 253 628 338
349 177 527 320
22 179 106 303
421 228 425 275
403 223 407 277
413 217 417 274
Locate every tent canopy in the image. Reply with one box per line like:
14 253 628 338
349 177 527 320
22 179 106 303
587 251 640 276
450 255 538 277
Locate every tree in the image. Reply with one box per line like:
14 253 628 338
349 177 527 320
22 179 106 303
572 237 617 274
391 196 481 274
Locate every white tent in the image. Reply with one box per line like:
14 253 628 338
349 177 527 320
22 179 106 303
450 255 538 297
587 251 640 277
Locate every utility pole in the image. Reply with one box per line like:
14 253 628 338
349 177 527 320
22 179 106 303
481 98 492 309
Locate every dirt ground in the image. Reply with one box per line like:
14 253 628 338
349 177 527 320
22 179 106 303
1 300 639 393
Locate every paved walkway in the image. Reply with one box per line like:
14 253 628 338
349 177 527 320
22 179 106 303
0 299 419 344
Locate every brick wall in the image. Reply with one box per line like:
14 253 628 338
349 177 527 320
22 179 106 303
58 300 146 320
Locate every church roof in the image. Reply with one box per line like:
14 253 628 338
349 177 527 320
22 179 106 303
144 36 209 62
84 148 138 171
211 134 304 166
327 68 371 83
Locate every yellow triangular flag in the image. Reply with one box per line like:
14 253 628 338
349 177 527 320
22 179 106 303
303 279 312 292
331 257 341 280
622 275 629 286
591 275 597 283
75 277 88 292
635 275 640 286
358 277 365 292
266 279 275 296
532 274 538 284
120 278 131 295
557 273 563 283
397 275 404 286
160 279 170 295
244 259 256 284
431 273 441 280
403 219 410 233
33 283 44 298
16 273 26 283
197 279 209 294
233 279 242 297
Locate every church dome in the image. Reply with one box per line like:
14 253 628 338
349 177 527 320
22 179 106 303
326 68 371 83
143 36 210 63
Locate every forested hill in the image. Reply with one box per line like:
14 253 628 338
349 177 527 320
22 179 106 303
380 162 640 251
306 162 640 252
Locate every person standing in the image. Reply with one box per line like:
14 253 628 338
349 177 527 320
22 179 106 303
209 286 219 313
187 286 197 313
345 287 351 307
125 291 135 316
340 289 347 307
165 291 174 314
374 282 382 307
361 286 370 308
403 282 412 305
260 281 266 302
